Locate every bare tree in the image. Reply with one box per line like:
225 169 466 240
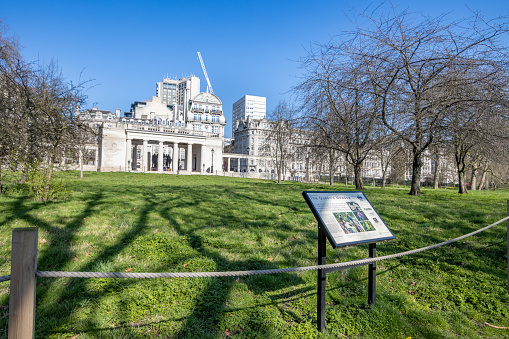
0 21 28 192
265 101 295 184
1 22 89 199
298 50 382 190
373 135 403 189
70 118 99 178
307 130 342 186
344 6 509 195
441 63 509 193
29 62 86 199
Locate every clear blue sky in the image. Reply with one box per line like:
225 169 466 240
2 0 508 137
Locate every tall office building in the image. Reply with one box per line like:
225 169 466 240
130 76 201 123
232 95 266 136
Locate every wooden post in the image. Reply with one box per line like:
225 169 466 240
9 228 38 339
507 200 508 293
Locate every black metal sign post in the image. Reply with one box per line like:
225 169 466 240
316 226 378 333
303 191 395 333
317 224 327 333
368 243 376 305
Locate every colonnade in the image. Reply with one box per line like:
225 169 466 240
125 138 207 174
222 155 251 173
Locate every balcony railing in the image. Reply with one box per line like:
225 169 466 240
98 121 222 138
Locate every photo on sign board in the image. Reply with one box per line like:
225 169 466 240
332 212 370 234
355 211 368 221
346 202 362 212
361 220 376 231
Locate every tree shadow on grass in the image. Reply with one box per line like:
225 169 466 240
0 179 305 337
4 175 505 337
149 185 309 337
36 189 161 337
0 186 161 337
35 180 310 337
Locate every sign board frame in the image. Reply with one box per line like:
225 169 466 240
303 191 395 248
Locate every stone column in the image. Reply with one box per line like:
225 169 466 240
172 142 179 173
158 141 164 173
142 139 148 172
126 138 132 172
95 147 99 171
187 144 193 173
200 144 205 174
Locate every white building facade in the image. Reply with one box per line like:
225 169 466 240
79 77 226 175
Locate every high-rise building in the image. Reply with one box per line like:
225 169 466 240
156 76 201 106
130 76 202 124
232 95 266 136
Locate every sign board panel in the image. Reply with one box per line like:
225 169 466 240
303 191 395 248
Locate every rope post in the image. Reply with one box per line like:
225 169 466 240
9 228 38 339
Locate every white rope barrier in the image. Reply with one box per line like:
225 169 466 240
1 216 508 282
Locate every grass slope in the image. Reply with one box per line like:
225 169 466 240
0 172 508 338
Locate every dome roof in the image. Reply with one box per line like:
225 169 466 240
192 92 222 105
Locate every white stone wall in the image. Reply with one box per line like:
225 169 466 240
100 129 127 172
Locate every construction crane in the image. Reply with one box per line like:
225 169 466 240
197 52 213 94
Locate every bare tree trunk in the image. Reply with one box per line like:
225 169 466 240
353 163 364 190
329 149 334 186
20 170 27 183
43 148 55 201
479 170 487 190
381 171 387 189
19 156 28 183
78 149 84 179
458 169 468 194
433 155 440 190
455 145 469 194
470 166 478 190
409 151 422 196
277 155 282 184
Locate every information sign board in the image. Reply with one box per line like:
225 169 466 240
303 191 395 248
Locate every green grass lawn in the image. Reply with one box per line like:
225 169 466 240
0 171 508 338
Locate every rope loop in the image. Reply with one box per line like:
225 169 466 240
0 216 508 282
